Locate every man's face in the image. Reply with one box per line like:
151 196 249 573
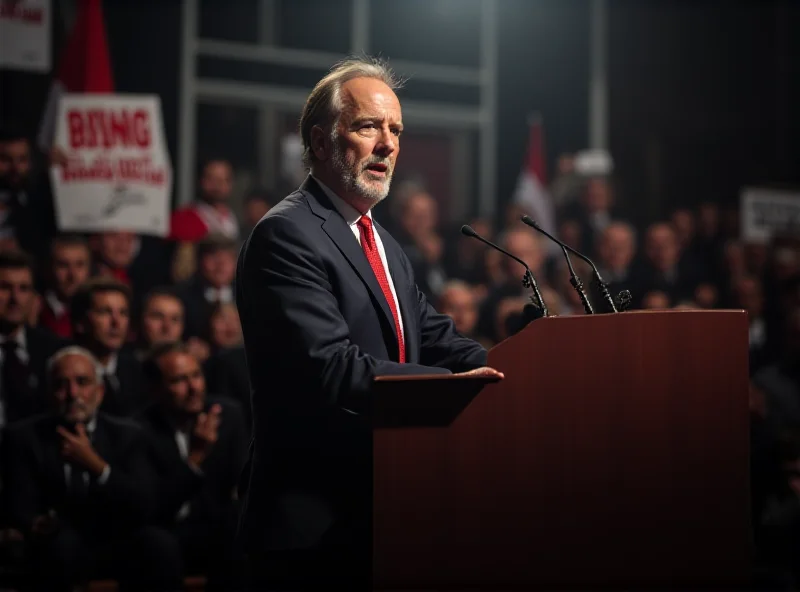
400 193 437 238
244 198 270 228
583 178 611 213
599 225 635 271
96 231 136 269
645 224 680 272
200 161 233 204
156 351 206 416
51 244 91 301
141 295 184 347
439 286 477 336
199 249 236 288
210 304 242 349
0 139 31 190
671 209 695 248
51 353 103 424
82 291 129 352
0 267 34 329
323 77 402 211
503 230 543 277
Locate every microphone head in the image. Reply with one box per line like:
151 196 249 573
460 224 478 238
520 214 538 228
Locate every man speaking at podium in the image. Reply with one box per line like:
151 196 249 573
236 56 503 590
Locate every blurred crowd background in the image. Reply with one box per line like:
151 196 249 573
0 0 799 590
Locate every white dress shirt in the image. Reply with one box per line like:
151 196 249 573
312 177 405 339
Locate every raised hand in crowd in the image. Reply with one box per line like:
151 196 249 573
187 402 221 469
56 423 108 476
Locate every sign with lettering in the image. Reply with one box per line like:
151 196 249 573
50 94 172 236
740 187 800 243
0 0 50 72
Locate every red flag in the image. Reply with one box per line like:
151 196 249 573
37 0 113 151
513 114 557 250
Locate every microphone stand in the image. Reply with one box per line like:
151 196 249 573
560 245 594 315
460 225 549 318
521 215 619 313
522 269 548 319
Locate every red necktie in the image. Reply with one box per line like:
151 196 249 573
356 216 405 363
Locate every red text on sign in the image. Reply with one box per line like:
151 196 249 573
67 109 152 149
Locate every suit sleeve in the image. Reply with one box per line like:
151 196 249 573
416 285 489 372
1 425 43 532
240 214 450 414
89 428 155 523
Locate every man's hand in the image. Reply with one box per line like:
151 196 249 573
56 424 108 476
188 404 222 469
454 366 504 380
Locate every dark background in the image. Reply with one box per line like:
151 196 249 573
1 0 798 226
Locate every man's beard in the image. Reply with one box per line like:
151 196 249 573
330 137 393 207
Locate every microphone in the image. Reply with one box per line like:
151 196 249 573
520 215 618 313
461 224 549 318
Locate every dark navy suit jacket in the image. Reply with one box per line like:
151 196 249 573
235 176 487 553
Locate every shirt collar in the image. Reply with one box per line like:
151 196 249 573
45 291 67 317
0 327 26 351
312 175 372 228
100 353 118 376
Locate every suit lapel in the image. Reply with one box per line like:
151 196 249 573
303 177 399 346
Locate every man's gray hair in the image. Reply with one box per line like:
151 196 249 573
299 55 405 170
47 346 103 384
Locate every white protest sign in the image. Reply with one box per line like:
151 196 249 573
740 187 800 243
50 94 172 236
0 0 51 72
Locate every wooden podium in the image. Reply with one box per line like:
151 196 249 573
371 310 751 590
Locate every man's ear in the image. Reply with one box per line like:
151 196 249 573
310 125 330 162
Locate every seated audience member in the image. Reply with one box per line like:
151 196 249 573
240 187 274 239
205 303 249 431
178 234 237 339
169 157 239 243
139 342 247 590
207 302 242 352
0 127 51 258
477 228 548 343
136 287 211 365
0 250 63 427
71 278 144 417
638 222 701 305
136 287 186 357
438 280 482 341
1 346 181 591
39 234 91 339
88 231 137 287
593 221 641 311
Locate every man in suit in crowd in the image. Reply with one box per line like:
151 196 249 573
139 341 247 591
178 234 238 339
0 250 64 428
70 278 145 417
38 234 92 339
1 346 181 591
236 56 503 590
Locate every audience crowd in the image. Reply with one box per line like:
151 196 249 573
0 122 798 589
